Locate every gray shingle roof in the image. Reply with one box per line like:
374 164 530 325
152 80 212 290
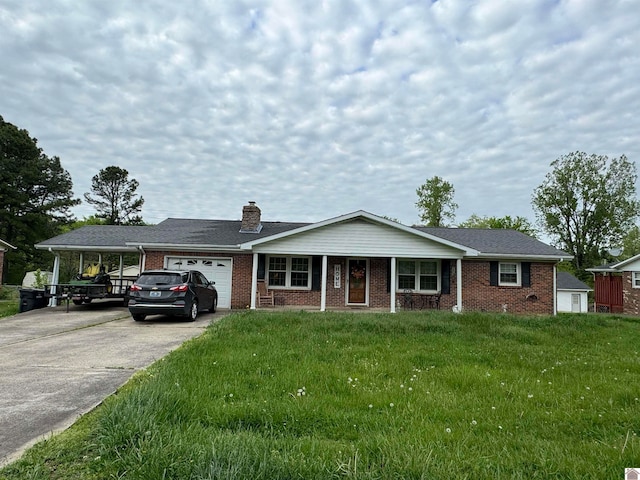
37 215 569 259
149 218 310 246
36 226 150 249
414 227 570 257
556 271 591 291
36 220 310 250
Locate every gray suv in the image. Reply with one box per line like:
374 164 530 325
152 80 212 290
128 269 217 321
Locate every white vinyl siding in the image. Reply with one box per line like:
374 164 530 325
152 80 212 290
252 219 464 258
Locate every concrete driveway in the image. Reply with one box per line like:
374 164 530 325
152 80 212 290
0 300 226 466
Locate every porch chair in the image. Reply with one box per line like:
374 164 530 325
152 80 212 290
257 279 275 307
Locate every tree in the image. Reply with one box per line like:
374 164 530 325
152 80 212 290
0 115 80 283
532 152 640 275
84 166 144 225
458 214 538 238
415 176 457 227
619 225 640 260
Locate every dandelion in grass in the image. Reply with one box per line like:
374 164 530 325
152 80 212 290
408 387 413 392
471 420 477 426
445 427 451 434
389 403 394 407
528 394 533 399
368 404 373 409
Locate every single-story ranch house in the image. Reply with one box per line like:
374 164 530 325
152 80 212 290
36 202 571 314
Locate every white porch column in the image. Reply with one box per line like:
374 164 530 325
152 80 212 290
49 252 60 307
390 257 397 313
456 258 462 312
78 252 84 274
250 253 258 310
553 264 557 316
320 255 328 311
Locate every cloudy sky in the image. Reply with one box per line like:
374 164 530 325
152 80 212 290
1 0 638 227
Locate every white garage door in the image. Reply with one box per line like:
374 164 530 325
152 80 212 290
165 257 232 309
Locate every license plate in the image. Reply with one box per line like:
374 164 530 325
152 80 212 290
150 291 161 297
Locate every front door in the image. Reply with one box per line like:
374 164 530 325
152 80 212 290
347 259 368 305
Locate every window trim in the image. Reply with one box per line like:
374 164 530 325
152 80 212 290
499 262 521 286
396 259 440 293
266 255 312 290
632 272 640 288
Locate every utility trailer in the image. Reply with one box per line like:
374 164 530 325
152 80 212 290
45 276 136 307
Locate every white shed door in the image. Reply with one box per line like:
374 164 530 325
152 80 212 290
166 257 232 308
571 293 581 313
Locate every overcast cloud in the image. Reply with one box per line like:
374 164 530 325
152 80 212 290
1 0 638 227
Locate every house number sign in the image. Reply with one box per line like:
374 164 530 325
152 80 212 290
334 264 341 288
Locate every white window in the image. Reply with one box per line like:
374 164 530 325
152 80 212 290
499 262 520 286
397 260 439 292
267 256 311 289
632 272 640 288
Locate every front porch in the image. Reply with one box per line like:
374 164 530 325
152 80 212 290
249 254 463 313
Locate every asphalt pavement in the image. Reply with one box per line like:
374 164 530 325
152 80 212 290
0 300 225 466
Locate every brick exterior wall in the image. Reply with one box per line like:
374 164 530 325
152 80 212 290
460 260 554 314
143 251 556 314
622 272 640 315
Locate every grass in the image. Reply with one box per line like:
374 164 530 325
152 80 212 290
0 287 19 318
2 310 640 479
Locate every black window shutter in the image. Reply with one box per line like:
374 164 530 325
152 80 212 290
257 254 266 280
489 261 498 286
522 262 531 287
311 256 322 291
441 260 451 294
387 258 391 293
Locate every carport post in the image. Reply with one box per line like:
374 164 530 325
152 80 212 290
390 257 396 313
49 251 60 307
320 255 327 311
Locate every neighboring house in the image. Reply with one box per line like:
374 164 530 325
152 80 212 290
556 271 591 313
36 202 571 314
587 254 640 314
0 238 17 286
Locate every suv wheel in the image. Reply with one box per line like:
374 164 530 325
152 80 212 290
210 297 217 313
188 300 198 321
132 313 146 322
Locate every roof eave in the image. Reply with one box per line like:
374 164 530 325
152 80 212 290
476 253 573 261
35 244 139 252
126 242 241 252
0 239 17 250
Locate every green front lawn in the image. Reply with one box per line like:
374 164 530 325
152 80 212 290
2 311 639 479
0 287 19 318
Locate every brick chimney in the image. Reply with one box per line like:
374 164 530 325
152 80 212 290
240 201 262 233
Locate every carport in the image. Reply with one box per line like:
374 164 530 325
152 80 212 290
35 225 148 306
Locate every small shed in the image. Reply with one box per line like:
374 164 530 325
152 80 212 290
557 271 591 313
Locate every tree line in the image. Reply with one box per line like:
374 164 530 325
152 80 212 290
415 152 640 281
0 116 144 283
